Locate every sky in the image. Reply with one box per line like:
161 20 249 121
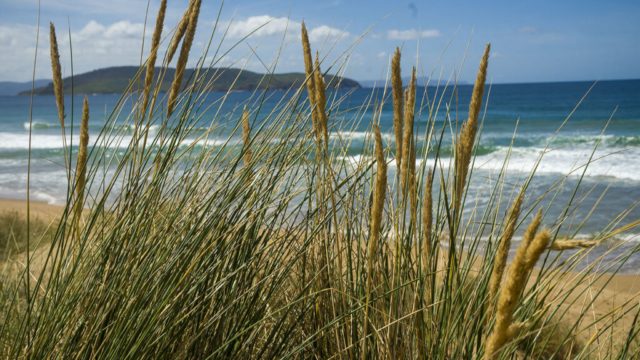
0 0 639 84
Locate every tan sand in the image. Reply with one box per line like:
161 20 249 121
0 198 66 222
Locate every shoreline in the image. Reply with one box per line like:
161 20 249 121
0 198 67 221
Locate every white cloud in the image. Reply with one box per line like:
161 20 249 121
308 25 350 42
0 20 158 81
224 16 351 42
226 16 301 39
387 29 442 40
0 15 352 82
104 21 146 39
56 20 152 63
0 24 51 81
517 26 538 33
376 51 387 59
70 20 146 42
0 24 33 48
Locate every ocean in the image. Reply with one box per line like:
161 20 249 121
1 79 639 271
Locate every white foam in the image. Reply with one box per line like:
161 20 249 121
113 124 161 134
0 130 250 151
0 132 136 150
179 137 241 147
334 143 640 181
0 133 72 149
31 190 59 205
23 121 60 130
5 127 640 182
0 129 162 150
473 145 640 181
0 185 60 205
331 131 394 142
337 155 424 170
336 154 370 165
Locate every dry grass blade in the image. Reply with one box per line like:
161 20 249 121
313 52 328 146
242 107 252 166
549 239 598 251
525 229 551 270
422 169 433 276
49 23 64 127
400 67 416 200
415 169 434 360
301 21 318 133
391 47 403 169
523 209 543 250
507 322 529 339
153 153 162 179
167 0 202 117
409 140 418 226
485 225 551 360
167 3 192 64
141 0 167 112
488 191 524 308
74 96 90 236
454 43 491 215
361 124 387 360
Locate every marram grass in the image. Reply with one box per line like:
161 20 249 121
455 43 491 216
167 0 202 117
167 2 191 64
400 67 416 202
73 96 89 237
242 106 252 166
550 239 600 251
301 21 318 136
313 51 329 147
485 214 548 360
2 5 640 360
141 0 166 113
391 47 404 170
361 123 387 360
48 22 64 128
488 191 523 312
48 22 70 172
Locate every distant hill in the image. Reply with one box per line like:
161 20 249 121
0 79 51 96
20 66 360 96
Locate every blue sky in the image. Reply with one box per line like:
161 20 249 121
0 0 638 84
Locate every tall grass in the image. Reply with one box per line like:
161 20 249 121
2 3 640 359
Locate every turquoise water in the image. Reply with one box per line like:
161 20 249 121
1 79 640 271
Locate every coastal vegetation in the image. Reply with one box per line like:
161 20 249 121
1 1 640 359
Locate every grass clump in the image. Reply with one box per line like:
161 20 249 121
0 212 53 259
1 4 640 359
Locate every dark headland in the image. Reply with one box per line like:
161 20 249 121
19 66 360 95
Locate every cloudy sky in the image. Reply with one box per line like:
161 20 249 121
0 0 638 84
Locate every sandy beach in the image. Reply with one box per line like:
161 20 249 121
0 198 67 221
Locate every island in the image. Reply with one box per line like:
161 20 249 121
20 66 360 95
